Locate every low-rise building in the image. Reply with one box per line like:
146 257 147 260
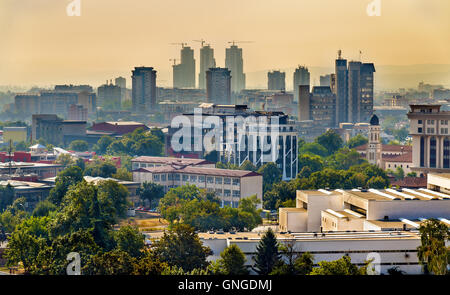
0 162 63 179
131 156 214 171
133 165 263 208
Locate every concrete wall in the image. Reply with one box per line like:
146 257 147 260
366 199 450 220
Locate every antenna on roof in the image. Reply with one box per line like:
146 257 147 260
338 49 342 59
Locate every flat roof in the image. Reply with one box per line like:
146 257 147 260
135 165 261 178
132 156 213 166
298 188 450 202
145 230 420 242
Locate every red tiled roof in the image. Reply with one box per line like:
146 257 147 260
382 152 413 163
132 156 213 166
391 176 427 188
135 165 261 178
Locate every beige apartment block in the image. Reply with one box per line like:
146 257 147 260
133 165 262 208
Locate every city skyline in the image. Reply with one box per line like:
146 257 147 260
0 0 449 88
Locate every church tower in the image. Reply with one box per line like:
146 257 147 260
367 114 382 167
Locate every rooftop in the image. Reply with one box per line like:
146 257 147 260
135 165 261 178
132 156 213 166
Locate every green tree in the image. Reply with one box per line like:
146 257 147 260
97 180 130 220
298 154 324 174
316 130 343 156
393 166 405 180
347 134 368 149
84 158 117 178
48 166 84 206
299 142 328 157
84 250 135 275
151 224 212 272
6 216 51 274
0 184 15 211
257 162 282 193
253 228 280 275
270 240 314 275
417 219 449 275
56 153 74 167
309 256 367 275
215 244 249 275
138 182 165 209
32 200 57 217
113 225 145 258
327 147 366 170
112 167 132 181
69 140 89 152
94 135 114 155
240 160 257 172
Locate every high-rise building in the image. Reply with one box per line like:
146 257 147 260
206 68 231 105
115 77 126 89
198 45 216 89
348 61 375 123
334 51 375 124
293 66 310 103
98 82 122 110
267 71 286 91
335 52 348 125
173 46 196 88
132 67 157 112
225 45 246 93
320 74 332 87
298 86 336 128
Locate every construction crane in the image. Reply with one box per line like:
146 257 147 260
228 40 254 46
169 58 178 66
193 39 207 47
170 42 187 48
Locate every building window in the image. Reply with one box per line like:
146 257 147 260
174 174 180 181
190 175 197 182
207 177 214 184
224 178 231 185
198 176 205 182
215 189 222 196
420 136 425 167
430 137 437 168
224 189 231 197
182 174 189 182
153 174 160 182
418 120 422 124
161 174 166 181
232 190 240 197
215 177 223 184
232 178 240 185
168 174 173 180
418 127 422 133
444 139 450 169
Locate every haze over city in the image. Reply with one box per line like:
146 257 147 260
1 0 450 89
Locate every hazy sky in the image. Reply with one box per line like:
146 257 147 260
0 0 449 88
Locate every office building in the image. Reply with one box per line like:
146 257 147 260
293 66 310 102
68 104 88 121
334 51 375 124
335 51 349 125
267 71 286 91
115 77 126 89
298 86 336 128
348 61 376 123
168 104 298 180
98 82 122 110
173 46 196 88
198 44 216 89
320 74 332 87
131 156 215 171
132 67 157 112
408 104 450 175
225 45 246 93
133 165 263 209
89 121 149 136
206 68 231 104
31 114 87 146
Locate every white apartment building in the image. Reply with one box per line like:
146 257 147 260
133 165 263 208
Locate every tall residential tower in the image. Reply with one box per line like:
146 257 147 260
198 44 216 89
132 67 157 112
225 45 246 93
